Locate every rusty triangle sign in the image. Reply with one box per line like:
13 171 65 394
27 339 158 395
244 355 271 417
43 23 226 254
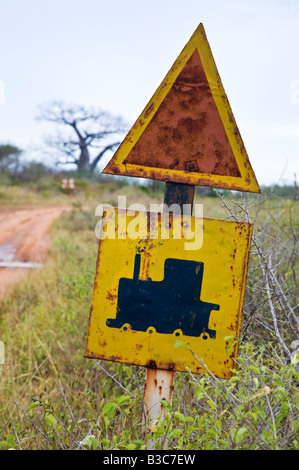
103 23 260 193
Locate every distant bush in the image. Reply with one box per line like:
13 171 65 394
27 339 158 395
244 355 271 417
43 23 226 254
261 184 298 199
16 162 52 182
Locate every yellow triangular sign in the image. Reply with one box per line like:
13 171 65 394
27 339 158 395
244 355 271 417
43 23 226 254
103 23 260 193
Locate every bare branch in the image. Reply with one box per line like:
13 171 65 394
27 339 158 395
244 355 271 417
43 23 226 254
215 190 296 361
37 100 127 172
90 142 120 172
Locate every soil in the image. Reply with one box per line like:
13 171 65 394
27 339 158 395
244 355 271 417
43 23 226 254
0 206 70 298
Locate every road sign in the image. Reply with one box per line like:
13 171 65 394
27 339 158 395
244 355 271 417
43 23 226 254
103 23 260 193
85 208 253 378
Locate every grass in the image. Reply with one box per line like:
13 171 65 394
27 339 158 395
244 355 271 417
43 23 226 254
0 192 298 450
0 176 157 209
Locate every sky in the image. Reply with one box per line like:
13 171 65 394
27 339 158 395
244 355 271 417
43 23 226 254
0 0 298 186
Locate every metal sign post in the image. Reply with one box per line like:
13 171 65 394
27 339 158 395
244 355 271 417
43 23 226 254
84 22 261 451
143 182 194 446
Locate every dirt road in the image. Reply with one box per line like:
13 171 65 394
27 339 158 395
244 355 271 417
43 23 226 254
0 206 70 298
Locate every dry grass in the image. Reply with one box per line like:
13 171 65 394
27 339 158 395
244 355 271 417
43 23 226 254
0 194 298 450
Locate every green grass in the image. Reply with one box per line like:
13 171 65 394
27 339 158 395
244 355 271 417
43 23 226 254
0 196 298 450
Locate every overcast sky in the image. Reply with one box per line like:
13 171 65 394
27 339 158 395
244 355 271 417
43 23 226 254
0 0 298 186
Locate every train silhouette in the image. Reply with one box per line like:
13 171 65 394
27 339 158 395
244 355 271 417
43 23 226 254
106 254 220 338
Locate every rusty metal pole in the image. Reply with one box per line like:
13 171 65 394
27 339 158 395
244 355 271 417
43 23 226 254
143 182 194 448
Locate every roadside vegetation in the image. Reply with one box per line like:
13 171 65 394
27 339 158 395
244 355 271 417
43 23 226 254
0 172 298 450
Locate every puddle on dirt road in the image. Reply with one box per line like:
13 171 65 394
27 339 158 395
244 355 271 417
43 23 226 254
0 242 16 262
0 242 43 269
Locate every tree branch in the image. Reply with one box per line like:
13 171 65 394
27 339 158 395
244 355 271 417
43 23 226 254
90 142 120 172
37 100 127 172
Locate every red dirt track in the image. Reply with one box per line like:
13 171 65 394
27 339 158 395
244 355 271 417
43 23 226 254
0 207 70 298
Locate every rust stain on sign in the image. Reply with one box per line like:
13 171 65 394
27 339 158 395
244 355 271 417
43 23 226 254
84 209 253 378
125 49 241 178
103 23 260 193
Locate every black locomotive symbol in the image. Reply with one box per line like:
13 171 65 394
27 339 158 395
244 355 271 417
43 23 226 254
106 254 220 338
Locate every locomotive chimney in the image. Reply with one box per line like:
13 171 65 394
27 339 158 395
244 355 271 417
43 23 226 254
133 253 141 281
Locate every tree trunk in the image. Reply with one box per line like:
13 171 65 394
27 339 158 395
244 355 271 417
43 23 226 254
77 145 90 172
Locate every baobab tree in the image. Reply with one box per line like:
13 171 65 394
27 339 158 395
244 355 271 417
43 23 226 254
37 100 128 174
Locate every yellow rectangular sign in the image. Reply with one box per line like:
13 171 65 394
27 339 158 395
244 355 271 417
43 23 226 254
85 209 252 378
